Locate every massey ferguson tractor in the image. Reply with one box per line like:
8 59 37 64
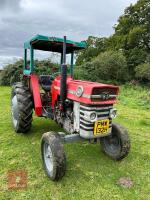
11 35 130 181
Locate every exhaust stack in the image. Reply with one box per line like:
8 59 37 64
60 36 67 110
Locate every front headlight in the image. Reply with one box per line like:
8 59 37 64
84 111 97 122
90 112 97 121
109 108 117 119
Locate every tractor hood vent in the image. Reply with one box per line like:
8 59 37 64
91 87 118 102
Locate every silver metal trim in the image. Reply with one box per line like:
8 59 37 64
67 89 75 95
80 116 110 124
68 89 91 98
80 124 94 130
91 94 117 99
73 102 80 132
80 111 110 116
80 105 113 110
54 87 116 100
80 119 93 125
82 93 91 98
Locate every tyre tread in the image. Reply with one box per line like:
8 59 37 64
41 132 66 181
100 123 130 160
11 82 33 133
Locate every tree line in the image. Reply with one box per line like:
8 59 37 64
76 0 150 84
0 0 149 86
0 59 58 85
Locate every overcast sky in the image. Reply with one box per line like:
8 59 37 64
0 0 137 68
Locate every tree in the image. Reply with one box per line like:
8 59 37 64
76 0 150 81
76 36 108 65
135 55 150 82
77 51 129 83
0 59 58 86
113 0 150 76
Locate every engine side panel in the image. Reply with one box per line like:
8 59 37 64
73 102 80 132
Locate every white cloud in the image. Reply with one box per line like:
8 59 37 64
0 0 138 67
0 56 21 69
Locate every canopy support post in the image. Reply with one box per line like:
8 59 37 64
70 52 74 78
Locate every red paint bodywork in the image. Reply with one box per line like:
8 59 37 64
51 76 119 108
28 74 119 116
30 74 42 116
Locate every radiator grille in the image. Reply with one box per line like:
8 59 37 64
80 104 112 132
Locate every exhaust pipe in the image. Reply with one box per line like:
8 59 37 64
60 36 67 110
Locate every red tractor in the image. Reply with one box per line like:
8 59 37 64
11 35 130 181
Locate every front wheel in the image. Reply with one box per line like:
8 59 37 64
100 123 130 160
41 132 66 181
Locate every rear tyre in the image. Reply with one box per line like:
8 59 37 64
41 132 66 181
100 123 130 160
11 82 33 133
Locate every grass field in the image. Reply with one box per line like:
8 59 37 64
0 85 150 200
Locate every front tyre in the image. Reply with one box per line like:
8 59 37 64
100 123 130 160
41 132 66 181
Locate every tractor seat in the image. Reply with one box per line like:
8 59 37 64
39 75 54 92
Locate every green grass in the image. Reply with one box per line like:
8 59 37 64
0 85 150 200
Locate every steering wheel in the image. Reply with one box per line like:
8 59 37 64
51 72 60 79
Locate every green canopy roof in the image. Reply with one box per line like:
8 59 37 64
24 34 86 53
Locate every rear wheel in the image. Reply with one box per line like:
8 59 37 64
11 82 33 133
100 123 130 160
41 132 66 181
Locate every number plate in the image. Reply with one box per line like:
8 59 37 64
94 119 109 135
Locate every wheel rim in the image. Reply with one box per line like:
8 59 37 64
11 95 19 127
43 142 53 176
103 134 121 154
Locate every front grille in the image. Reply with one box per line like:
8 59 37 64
92 88 116 95
80 104 112 131
91 88 117 102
